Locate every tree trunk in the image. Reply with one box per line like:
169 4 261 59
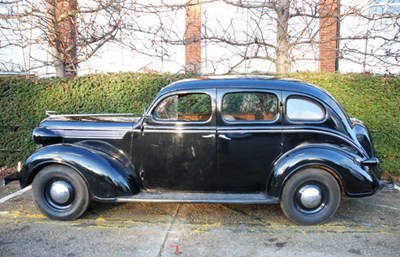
52 50 67 78
275 0 290 74
46 0 77 78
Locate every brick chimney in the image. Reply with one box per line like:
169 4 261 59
319 0 340 72
185 0 201 74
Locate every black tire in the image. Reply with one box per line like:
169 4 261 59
280 168 340 225
32 165 90 220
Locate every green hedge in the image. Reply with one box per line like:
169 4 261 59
292 73 400 175
0 72 186 166
0 72 399 176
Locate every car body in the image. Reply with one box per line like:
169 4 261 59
4 76 382 225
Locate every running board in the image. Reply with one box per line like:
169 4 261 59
116 192 279 204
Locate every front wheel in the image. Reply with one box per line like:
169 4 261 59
280 168 341 225
32 165 90 220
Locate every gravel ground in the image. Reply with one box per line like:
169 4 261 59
0 183 399 257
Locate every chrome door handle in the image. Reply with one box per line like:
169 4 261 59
202 134 215 138
218 134 231 141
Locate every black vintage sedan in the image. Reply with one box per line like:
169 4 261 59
4 76 382 225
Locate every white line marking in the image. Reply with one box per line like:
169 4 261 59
372 203 400 212
0 185 32 204
353 198 400 212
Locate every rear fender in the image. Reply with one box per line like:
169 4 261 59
267 145 380 198
18 142 141 201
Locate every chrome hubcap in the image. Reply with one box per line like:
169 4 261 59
298 185 322 209
49 181 72 205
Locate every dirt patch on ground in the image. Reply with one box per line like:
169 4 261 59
380 170 400 184
0 166 15 179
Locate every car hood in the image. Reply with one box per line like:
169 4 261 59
33 113 142 145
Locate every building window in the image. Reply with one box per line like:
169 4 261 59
371 0 400 14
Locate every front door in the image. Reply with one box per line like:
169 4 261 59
216 89 282 193
132 89 217 191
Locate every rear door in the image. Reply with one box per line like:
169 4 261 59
216 89 282 192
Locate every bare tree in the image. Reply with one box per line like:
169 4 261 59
198 0 331 74
149 0 399 74
1 0 400 76
0 0 132 77
339 0 400 73
117 0 324 74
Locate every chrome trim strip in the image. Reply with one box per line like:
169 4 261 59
218 129 281 133
143 129 216 134
145 125 217 130
45 125 134 131
52 129 129 139
47 113 136 117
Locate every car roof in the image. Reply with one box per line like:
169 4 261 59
158 75 331 100
152 75 350 125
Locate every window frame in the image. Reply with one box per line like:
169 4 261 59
220 90 280 124
148 90 215 125
285 96 327 123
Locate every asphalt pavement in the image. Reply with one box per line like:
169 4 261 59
0 182 399 257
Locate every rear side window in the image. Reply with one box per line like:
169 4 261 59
222 92 278 121
153 93 211 122
286 97 325 121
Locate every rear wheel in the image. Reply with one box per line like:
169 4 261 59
32 165 90 220
280 168 341 225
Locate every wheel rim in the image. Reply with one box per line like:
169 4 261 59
44 179 75 210
294 182 328 214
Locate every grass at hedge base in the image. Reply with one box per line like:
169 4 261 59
0 72 399 176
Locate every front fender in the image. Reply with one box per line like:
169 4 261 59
18 142 141 201
267 145 380 198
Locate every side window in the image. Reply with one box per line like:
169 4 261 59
222 92 278 121
286 97 325 121
153 93 211 122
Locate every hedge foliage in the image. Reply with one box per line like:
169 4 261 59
0 72 399 176
0 72 186 167
292 73 400 175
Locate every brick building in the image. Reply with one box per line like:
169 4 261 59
184 0 340 74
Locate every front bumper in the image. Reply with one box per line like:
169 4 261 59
3 171 21 187
379 179 396 190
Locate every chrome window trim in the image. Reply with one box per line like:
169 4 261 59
220 90 280 125
148 90 215 125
